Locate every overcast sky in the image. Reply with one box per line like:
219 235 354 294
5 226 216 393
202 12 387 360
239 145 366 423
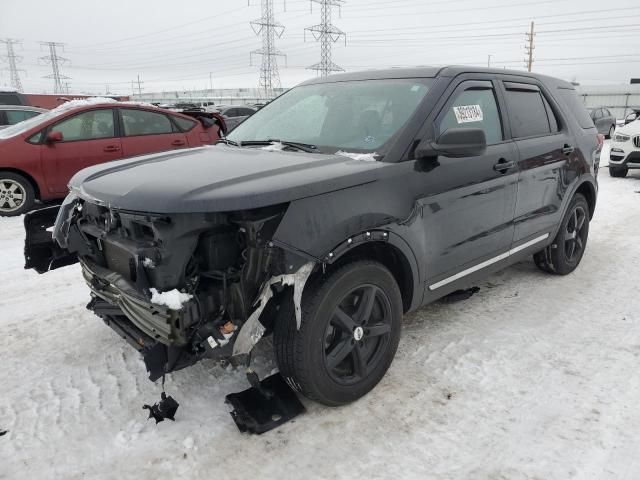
1 0 638 94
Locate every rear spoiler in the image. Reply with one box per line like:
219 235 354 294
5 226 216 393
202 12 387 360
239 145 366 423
181 110 227 136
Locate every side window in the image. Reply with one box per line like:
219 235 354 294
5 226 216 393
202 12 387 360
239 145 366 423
226 108 238 117
438 84 503 145
121 109 173 136
541 95 559 133
594 109 603 119
504 86 551 138
6 110 40 124
172 116 197 131
237 108 254 116
52 109 115 141
603 108 611 117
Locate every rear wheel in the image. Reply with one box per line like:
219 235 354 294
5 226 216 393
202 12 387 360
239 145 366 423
274 260 403 406
0 172 35 217
533 193 589 275
609 166 628 178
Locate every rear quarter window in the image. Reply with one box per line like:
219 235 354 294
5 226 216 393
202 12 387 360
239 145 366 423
556 88 594 129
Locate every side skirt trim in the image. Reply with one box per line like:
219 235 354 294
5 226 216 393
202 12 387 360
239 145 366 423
428 233 549 291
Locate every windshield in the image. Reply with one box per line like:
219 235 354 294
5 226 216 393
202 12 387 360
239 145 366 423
228 78 432 154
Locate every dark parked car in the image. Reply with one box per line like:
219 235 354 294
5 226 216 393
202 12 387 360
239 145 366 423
589 107 616 138
26 67 600 415
0 105 46 129
213 105 257 131
0 100 225 216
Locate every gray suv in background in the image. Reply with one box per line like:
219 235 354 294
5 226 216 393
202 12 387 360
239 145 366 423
589 107 616 138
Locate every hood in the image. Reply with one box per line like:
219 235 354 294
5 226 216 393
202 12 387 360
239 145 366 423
70 145 392 213
616 120 640 136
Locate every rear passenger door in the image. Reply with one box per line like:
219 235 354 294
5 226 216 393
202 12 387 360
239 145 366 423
501 80 575 245
118 108 189 158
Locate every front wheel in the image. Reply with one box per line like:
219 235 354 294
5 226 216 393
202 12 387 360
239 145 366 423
0 173 35 217
607 125 615 139
274 260 403 406
533 193 589 275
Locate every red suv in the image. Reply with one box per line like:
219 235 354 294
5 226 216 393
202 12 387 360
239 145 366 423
0 101 224 216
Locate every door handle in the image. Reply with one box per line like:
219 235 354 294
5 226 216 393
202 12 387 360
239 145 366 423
103 145 120 152
171 140 186 146
493 158 515 173
562 144 575 156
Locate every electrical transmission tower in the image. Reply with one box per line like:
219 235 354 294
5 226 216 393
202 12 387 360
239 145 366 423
305 0 346 77
0 39 25 92
524 21 535 72
250 0 286 99
39 42 70 94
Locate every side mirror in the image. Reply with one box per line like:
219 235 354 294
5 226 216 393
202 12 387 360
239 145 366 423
416 128 487 158
46 131 63 143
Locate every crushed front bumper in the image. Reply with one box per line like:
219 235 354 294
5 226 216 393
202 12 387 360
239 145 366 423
81 259 196 347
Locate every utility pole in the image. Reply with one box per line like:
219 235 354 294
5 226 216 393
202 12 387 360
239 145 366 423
209 72 213 93
305 0 346 77
135 74 144 95
525 21 535 72
487 54 492 68
0 39 25 92
39 42 70 94
250 0 286 99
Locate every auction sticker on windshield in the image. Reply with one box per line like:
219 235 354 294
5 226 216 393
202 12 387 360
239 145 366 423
453 105 483 123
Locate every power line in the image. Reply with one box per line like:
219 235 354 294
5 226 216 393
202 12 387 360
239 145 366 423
39 41 70 94
250 0 286 98
0 39 25 92
305 0 346 76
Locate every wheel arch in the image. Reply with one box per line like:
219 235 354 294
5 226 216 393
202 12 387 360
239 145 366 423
321 231 422 313
575 179 596 219
0 168 41 200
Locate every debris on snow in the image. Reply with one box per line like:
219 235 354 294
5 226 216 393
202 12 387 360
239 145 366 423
0 430 7 437
441 286 480 303
142 257 156 269
336 150 379 162
143 392 179 424
149 288 192 310
261 142 286 151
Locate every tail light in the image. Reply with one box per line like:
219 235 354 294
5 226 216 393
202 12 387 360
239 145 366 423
597 133 604 147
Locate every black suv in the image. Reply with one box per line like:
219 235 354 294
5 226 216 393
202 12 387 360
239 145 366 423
26 67 600 408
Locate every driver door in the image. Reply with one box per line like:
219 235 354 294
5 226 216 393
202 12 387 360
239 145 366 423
417 79 519 294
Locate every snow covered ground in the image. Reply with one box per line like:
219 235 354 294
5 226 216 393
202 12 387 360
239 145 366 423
2 144 640 479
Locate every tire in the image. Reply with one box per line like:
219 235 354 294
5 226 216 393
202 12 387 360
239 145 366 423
607 125 615 139
274 260 403 406
0 172 35 217
533 193 589 275
609 166 628 178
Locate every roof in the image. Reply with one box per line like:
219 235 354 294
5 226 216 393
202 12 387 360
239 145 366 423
298 65 574 89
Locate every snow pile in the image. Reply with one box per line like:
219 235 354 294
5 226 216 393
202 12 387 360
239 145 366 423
261 142 285 151
336 150 379 161
49 96 119 114
149 288 192 310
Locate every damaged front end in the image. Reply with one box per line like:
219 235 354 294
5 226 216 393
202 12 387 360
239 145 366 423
25 194 315 382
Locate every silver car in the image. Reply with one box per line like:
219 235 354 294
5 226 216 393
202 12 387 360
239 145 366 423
588 107 616 138
0 105 47 130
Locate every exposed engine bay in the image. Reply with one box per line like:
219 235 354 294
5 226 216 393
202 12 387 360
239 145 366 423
25 195 315 382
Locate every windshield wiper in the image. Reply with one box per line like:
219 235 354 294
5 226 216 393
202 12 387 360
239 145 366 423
239 139 318 153
216 138 240 146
